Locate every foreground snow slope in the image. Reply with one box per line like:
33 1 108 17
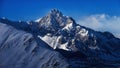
0 23 69 68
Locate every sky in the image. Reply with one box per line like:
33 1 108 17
0 0 120 38
0 0 120 21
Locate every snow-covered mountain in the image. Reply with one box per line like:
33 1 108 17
0 9 120 68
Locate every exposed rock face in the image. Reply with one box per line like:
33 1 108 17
37 9 76 34
0 9 120 68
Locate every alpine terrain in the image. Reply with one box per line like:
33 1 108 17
0 9 120 68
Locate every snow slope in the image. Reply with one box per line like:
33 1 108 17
0 23 69 68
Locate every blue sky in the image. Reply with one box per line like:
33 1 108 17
0 0 120 21
0 0 120 38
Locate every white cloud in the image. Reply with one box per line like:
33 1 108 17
77 14 120 38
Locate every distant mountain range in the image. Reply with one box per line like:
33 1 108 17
0 9 120 68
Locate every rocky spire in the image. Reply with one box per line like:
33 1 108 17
36 9 76 32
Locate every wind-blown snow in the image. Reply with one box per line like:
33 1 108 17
0 23 69 68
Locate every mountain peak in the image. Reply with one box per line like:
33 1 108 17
36 9 76 32
48 9 63 18
50 9 59 13
50 9 62 15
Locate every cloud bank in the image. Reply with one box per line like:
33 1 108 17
77 14 120 38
